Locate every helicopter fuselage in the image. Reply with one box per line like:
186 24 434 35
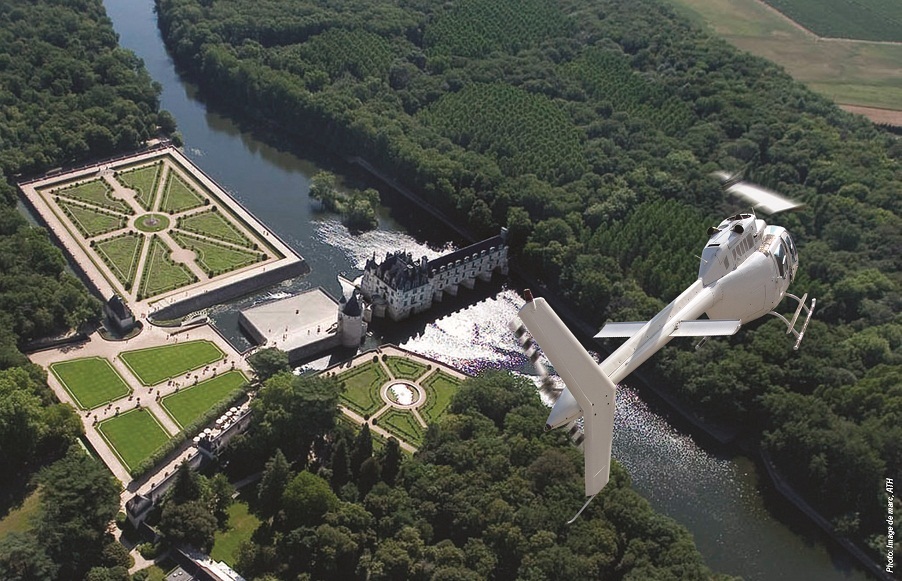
545 213 800 430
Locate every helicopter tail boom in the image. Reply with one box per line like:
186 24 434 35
595 319 741 338
518 294 615 499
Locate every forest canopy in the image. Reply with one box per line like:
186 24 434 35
0 4 169 579
220 371 729 580
156 0 900 556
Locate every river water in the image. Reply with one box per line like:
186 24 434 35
103 1 869 578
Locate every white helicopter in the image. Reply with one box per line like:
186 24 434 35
511 173 816 522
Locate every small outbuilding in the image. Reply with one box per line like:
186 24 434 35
103 295 136 333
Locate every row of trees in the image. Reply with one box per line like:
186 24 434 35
0 1 174 579
214 370 728 580
156 0 900 553
308 170 379 231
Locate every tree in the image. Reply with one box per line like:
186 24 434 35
358 456 382 497
309 171 338 210
0 532 58 581
281 471 340 530
380 437 402 486
247 348 290 382
169 461 202 505
33 446 121 579
258 448 292 519
252 374 343 464
159 500 217 551
350 423 373 479
208 473 235 527
330 437 351 492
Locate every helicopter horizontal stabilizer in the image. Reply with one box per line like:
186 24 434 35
518 295 615 499
595 319 741 338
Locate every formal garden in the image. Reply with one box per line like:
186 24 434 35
35 152 279 301
97 408 171 473
49 356 132 409
334 352 463 449
161 370 248 428
120 339 225 386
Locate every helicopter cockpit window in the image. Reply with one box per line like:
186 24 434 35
774 240 788 278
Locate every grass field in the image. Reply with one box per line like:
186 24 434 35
171 231 261 276
161 370 248 428
377 409 425 447
338 360 388 416
97 408 171 471
161 172 207 213
120 339 225 386
57 179 132 214
95 233 144 286
420 370 461 424
116 163 162 210
50 357 131 409
211 501 261 566
664 0 902 113
384 356 428 381
59 201 126 238
139 236 196 298
0 490 40 537
179 209 253 248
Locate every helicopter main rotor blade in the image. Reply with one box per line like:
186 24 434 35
725 181 802 214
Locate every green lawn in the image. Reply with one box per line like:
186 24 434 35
178 209 253 248
161 171 207 213
338 360 388 416
211 501 261 566
377 409 425 447
116 163 162 210
161 370 248 428
50 357 131 409
97 408 171 472
420 370 461 424
0 490 40 537
120 339 225 386
59 201 126 238
139 235 196 298
95 233 144 286
56 178 132 214
171 230 262 276
384 355 429 381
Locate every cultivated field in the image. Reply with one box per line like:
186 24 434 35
120 339 225 386
665 0 902 118
49 357 131 409
97 408 170 472
761 0 902 42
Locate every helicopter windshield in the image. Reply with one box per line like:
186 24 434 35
777 231 798 281
774 240 788 278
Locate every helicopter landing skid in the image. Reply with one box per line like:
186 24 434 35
769 293 816 350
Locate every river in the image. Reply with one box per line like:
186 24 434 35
103 1 869 578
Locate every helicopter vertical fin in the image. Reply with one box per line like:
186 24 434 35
518 296 616 499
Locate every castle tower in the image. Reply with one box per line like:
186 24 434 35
338 291 365 347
